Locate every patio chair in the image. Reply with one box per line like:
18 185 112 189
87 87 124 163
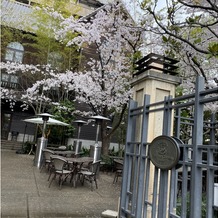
48 156 73 189
40 149 55 173
58 145 67 150
113 159 123 184
77 160 101 191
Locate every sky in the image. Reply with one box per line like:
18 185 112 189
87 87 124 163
121 0 167 23
120 0 168 55
98 0 167 22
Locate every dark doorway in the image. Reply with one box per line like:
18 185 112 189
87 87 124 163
1 113 12 139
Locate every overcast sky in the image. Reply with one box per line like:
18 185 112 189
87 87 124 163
121 0 166 22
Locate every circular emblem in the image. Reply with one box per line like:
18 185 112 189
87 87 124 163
149 136 180 170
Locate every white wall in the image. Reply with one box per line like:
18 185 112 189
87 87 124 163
8 132 34 142
67 138 121 151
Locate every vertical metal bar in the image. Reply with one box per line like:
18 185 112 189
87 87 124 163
181 165 189 217
169 168 176 214
135 94 150 218
120 100 138 217
163 96 173 135
152 167 159 218
158 170 169 218
174 108 181 211
209 114 216 145
190 76 204 218
131 143 140 216
207 148 214 218
206 113 216 218
174 108 181 138
127 153 134 209
157 96 172 217
144 148 151 218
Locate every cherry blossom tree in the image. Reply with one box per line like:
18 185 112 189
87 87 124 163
139 0 218 95
45 3 144 154
1 3 144 154
137 0 218 142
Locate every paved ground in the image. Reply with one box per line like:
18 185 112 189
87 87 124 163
1 149 121 218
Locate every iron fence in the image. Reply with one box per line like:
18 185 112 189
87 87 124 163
120 77 218 218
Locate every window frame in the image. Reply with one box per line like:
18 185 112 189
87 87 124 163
5 42 24 63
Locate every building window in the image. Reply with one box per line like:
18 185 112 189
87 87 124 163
5 42 24 63
10 75 19 84
1 73 19 89
1 73 10 82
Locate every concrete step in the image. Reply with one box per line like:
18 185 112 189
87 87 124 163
101 210 118 218
1 140 23 150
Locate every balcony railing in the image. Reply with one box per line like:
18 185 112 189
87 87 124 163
1 81 19 89
1 0 33 31
1 0 101 30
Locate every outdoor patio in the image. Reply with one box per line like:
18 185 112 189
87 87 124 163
1 149 121 218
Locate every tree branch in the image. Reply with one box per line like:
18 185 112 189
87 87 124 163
146 7 214 55
178 0 218 13
108 103 127 138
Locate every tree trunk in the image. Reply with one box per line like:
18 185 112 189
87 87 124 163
100 104 127 155
101 121 111 155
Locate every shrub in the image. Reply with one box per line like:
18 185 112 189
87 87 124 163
176 192 207 217
22 141 34 154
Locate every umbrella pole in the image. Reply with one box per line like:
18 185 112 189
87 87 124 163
42 121 47 137
75 125 81 154
34 116 49 169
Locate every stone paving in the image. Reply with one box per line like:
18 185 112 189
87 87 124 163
1 150 121 218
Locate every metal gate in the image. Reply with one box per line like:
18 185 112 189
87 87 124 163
120 77 218 218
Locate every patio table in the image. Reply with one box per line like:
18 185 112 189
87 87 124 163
109 156 123 160
113 159 123 165
53 150 75 157
109 156 123 172
47 146 66 151
65 156 94 187
66 156 94 164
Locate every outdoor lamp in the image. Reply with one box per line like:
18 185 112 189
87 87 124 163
89 115 110 162
42 115 49 122
37 113 53 121
73 120 87 138
107 126 112 130
106 126 112 134
37 113 54 137
89 115 110 144
34 113 54 169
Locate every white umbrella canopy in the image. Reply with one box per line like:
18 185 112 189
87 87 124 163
36 113 54 117
89 115 110 121
23 117 69 126
73 120 88 125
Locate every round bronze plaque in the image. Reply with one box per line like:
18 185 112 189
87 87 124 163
149 135 180 170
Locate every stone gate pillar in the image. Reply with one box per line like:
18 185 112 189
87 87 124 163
131 53 181 216
132 53 181 141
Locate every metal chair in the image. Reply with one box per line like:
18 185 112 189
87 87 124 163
40 149 55 174
48 156 73 189
58 145 67 150
77 160 101 191
113 160 123 184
